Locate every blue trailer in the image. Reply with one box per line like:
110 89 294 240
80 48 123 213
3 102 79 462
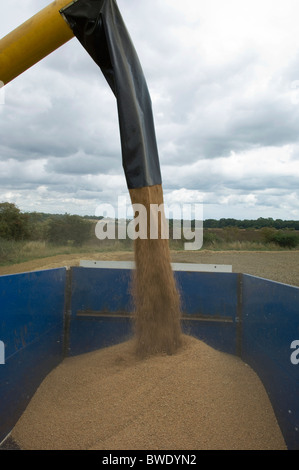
0 262 298 450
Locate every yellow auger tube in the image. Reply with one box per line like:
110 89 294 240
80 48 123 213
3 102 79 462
0 0 75 86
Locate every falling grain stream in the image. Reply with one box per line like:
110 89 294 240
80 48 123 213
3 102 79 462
9 184 287 450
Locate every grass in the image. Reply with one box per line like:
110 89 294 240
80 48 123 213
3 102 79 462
1 233 298 267
198 240 293 251
0 238 135 267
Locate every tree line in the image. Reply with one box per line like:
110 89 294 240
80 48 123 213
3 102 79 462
201 217 299 230
0 202 93 246
1 202 299 248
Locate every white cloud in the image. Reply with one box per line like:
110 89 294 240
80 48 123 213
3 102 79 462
0 0 299 220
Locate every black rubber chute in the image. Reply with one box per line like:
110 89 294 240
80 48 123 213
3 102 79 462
61 0 162 189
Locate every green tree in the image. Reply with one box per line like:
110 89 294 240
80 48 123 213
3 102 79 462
46 214 92 246
261 227 299 248
261 227 277 243
26 211 49 240
0 202 30 240
272 231 299 248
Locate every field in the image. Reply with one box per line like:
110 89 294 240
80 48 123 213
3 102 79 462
0 248 298 288
1 207 299 287
1 224 298 450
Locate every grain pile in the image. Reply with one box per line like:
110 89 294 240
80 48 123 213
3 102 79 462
7 185 288 450
129 184 183 358
11 335 286 450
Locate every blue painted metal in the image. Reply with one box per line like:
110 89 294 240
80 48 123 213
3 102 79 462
241 274 299 450
0 268 66 443
1 265 299 449
67 267 239 357
70 267 133 314
175 271 237 317
67 267 134 356
175 271 240 356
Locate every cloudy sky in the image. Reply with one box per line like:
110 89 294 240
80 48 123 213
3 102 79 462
1 0 299 220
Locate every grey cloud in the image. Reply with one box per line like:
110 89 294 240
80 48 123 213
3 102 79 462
45 152 121 176
1 0 299 220
1 67 122 169
153 44 299 166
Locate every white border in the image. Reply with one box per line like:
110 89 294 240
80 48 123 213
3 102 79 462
79 260 232 273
